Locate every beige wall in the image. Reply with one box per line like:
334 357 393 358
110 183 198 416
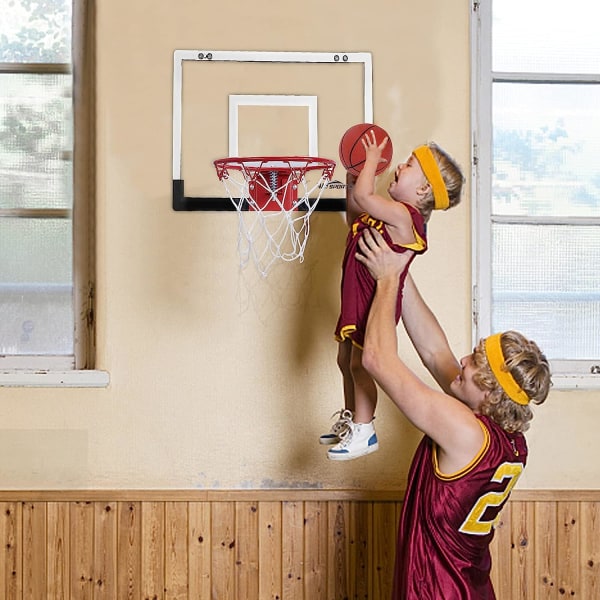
0 0 598 491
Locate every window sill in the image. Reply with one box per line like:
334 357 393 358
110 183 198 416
551 374 600 391
0 370 110 388
1 371 596 391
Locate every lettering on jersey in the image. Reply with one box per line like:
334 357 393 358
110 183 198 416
459 462 523 536
352 213 384 238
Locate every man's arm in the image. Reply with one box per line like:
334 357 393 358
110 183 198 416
355 226 461 395
401 273 462 396
357 231 456 438
357 228 484 472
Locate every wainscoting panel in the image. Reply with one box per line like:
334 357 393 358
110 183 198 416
0 490 598 599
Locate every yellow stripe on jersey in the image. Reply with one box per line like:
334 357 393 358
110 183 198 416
398 225 427 252
336 324 357 341
433 419 490 481
335 325 365 349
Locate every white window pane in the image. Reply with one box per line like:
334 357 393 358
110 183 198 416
491 223 600 360
493 83 600 217
0 218 73 355
0 73 73 211
493 0 600 74
0 0 71 63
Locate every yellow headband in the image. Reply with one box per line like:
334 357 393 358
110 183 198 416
484 333 530 406
412 145 450 211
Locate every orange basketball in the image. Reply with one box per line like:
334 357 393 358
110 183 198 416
339 123 393 176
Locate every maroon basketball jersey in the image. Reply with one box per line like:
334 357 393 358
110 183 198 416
335 206 427 348
393 415 528 600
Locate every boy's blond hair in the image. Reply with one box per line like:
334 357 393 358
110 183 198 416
418 142 465 221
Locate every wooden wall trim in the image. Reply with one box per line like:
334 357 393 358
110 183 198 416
0 488 598 502
1 490 599 598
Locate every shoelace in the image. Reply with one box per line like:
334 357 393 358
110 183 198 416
335 421 357 447
330 409 353 434
334 416 375 449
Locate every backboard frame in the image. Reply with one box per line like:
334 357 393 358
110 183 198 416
172 50 373 211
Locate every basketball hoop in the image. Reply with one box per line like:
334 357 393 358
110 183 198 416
214 156 336 276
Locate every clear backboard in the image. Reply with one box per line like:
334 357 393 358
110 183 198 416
172 50 373 211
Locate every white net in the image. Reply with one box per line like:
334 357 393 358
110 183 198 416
215 157 335 277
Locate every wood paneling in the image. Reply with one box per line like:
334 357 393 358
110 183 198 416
0 490 598 599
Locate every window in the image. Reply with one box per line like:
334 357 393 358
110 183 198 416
472 0 600 386
0 0 97 379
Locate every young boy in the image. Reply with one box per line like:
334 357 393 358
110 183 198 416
323 131 464 460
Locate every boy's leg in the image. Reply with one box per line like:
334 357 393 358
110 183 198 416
319 340 355 445
350 346 377 423
328 346 379 460
337 339 355 413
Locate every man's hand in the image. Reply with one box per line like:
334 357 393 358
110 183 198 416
356 228 414 280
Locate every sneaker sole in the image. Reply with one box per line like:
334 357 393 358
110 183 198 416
319 436 340 445
327 443 379 461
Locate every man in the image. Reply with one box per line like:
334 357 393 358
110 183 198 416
356 228 551 599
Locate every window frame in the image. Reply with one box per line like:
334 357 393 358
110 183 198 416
471 0 600 389
0 0 107 387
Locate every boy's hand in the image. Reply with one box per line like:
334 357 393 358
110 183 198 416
356 228 413 280
361 130 389 167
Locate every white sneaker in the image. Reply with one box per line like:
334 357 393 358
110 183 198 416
327 420 379 461
319 409 353 445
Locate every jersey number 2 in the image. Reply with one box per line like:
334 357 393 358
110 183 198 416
459 462 523 536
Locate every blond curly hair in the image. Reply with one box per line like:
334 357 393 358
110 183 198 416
471 331 552 433
417 142 465 221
